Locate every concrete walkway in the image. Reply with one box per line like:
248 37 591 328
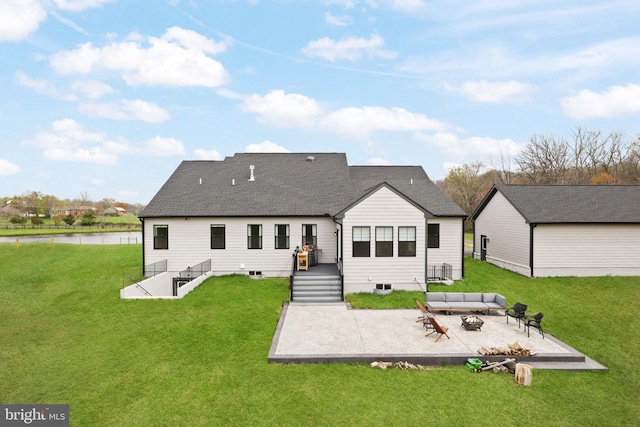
268 303 607 370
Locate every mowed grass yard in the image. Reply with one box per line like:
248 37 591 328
1 244 638 426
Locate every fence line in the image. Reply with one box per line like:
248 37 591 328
9 235 139 247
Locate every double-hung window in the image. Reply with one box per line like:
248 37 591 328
302 224 317 246
352 226 370 257
211 225 225 249
375 226 393 257
398 226 416 257
153 225 168 250
427 223 440 248
248 224 262 249
275 224 290 249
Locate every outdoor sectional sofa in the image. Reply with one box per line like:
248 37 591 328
426 292 507 314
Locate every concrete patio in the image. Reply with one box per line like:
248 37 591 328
268 303 607 370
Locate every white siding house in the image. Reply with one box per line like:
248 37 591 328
139 153 466 301
471 184 640 278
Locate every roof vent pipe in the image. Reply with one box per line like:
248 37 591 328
249 165 255 181
410 179 413 185
232 179 235 186
199 178 202 185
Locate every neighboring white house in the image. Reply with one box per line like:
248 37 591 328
471 184 640 277
138 153 466 300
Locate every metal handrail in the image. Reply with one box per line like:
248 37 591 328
179 259 211 279
145 259 167 277
135 283 153 296
289 248 299 302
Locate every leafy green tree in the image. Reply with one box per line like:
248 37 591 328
9 216 27 226
30 216 43 226
62 214 76 226
80 209 98 226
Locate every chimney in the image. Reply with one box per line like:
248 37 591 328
249 165 255 181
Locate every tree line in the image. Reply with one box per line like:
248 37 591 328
1 190 146 219
437 128 640 230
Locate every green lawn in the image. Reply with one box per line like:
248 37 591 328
1 244 638 426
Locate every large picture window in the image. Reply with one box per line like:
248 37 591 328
302 224 317 246
153 225 168 250
398 226 416 257
352 226 370 257
211 225 225 249
275 224 289 249
248 224 262 249
375 226 393 257
428 223 440 248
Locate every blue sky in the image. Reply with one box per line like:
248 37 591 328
2 0 640 204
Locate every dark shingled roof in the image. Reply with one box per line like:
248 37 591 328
140 153 465 218
472 184 640 224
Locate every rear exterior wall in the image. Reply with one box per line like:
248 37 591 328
341 186 463 294
142 216 337 277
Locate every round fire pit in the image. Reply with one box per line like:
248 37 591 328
460 315 484 331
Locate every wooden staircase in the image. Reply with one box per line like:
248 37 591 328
292 271 342 303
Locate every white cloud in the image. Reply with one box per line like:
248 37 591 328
78 99 170 123
143 136 186 157
321 106 449 139
561 84 640 119
0 159 21 175
22 119 185 165
445 80 533 103
301 33 397 62
24 118 117 165
324 12 352 26
194 149 222 160
241 90 321 128
367 157 391 165
416 132 524 158
71 80 115 99
15 71 78 101
240 90 455 140
91 177 105 186
49 27 229 87
245 141 290 153
0 0 46 41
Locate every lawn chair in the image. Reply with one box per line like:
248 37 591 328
524 312 544 338
506 302 528 327
426 316 450 342
415 300 435 330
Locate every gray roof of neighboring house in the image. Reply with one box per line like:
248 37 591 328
472 184 640 224
140 153 465 218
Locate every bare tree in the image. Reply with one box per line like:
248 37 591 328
515 134 570 183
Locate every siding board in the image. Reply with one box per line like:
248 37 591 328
534 224 640 277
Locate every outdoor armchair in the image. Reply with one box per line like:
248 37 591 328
426 316 450 342
524 312 544 338
415 300 435 330
506 302 528 327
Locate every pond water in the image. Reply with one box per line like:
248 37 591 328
0 231 142 245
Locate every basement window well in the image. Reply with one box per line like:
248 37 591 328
374 283 392 295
